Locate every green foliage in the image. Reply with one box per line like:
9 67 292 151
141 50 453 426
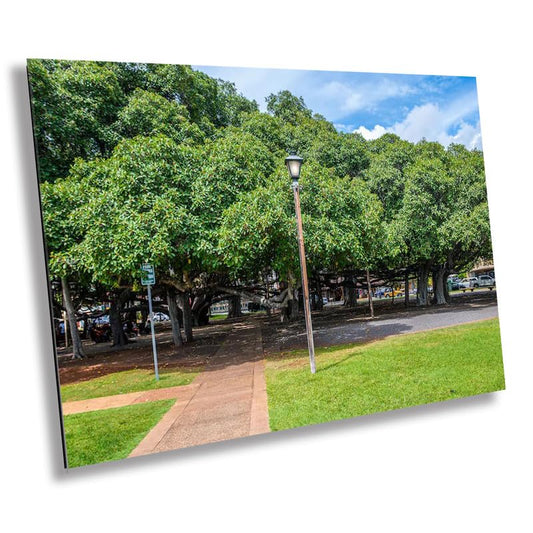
266 90 313 124
219 160 384 279
396 156 454 261
218 178 297 279
308 131 370 177
365 137 414 220
40 176 93 277
240 112 290 155
72 135 202 285
29 59 493 304
28 59 124 181
193 131 279 271
299 163 384 270
116 88 204 144
145 63 257 130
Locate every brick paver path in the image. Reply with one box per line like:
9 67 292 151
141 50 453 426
128 321 269 457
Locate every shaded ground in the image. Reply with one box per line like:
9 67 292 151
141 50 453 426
58 320 236 384
261 291 499 352
58 291 498 385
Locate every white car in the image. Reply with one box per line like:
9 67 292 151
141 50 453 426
151 312 170 322
460 277 479 289
478 275 496 287
460 275 496 291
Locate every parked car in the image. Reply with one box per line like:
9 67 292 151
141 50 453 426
478 274 496 287
459 276 495 292
460 277 479 289
151 312 170 322
384 288 403 298
447 276 462 290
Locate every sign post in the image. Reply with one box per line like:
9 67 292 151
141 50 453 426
141 263 159 381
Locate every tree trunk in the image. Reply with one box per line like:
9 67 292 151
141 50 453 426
61 277 85 359
433 265 448 305
404 271 410 308
343 276 357 308
82 315 88 339
292 288 301 317
264 274 272 316
417 262 431 306
214 285 289 311
166 289 183 347
140 307 148 334
285 273 300 320
177 291 193 342
62 310 68 347
313 278 323 310
227 294 243 318
366 269 374 319
109 299 128 347
443 269 451 303
191 295 210 326
197 305 210 326
192 303 210 326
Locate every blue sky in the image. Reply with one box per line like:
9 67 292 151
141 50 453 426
194 65 482 150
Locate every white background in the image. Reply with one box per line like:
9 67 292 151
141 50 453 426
1 1 531 531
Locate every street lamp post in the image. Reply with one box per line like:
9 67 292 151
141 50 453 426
285 154 316 374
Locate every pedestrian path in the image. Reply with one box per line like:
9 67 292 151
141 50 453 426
129 321 269 457
62 383 201 415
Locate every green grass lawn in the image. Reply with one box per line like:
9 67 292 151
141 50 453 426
210 314 228 320
61 368 199 402
266 318 505 431
64 399 175 468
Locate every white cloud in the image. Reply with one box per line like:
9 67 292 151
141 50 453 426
355 124 388 140
448 122 482 150
355 100 482 149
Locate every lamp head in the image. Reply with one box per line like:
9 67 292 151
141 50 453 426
285 153 303 182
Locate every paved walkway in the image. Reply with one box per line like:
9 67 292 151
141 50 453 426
62 321 269 455
62 383 201 415
129 321 269 457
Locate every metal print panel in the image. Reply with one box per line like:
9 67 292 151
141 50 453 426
27 59 504 468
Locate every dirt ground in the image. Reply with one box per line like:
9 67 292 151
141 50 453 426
58 321 235 384
57 290 498 385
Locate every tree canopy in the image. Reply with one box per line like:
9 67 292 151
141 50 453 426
28 59 493 356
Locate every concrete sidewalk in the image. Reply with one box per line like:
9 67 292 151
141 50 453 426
129 321 269 457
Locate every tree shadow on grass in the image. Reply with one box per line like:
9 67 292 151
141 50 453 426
315 321 414 373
